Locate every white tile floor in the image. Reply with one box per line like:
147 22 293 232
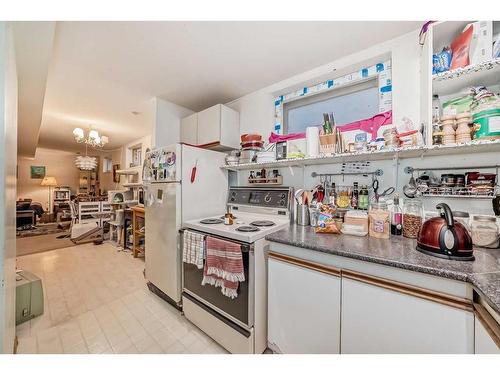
16 242 228 354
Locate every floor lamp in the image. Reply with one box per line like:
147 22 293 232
41 176 58 214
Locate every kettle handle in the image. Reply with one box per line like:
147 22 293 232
436 203 454 227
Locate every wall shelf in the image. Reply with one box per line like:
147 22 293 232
432 59 500 96
221 140 500 171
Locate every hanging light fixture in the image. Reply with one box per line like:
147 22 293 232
75 155 98 170
72 125 109 148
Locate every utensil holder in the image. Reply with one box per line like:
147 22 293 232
319 134 336 154
297 204 310 226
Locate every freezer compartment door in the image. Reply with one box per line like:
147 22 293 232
181 144 228 222
145 182 182 303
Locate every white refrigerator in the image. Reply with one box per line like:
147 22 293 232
143 144 228 307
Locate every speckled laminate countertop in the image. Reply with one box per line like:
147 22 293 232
266 225 500 315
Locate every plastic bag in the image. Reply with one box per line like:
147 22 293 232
432 48 452 74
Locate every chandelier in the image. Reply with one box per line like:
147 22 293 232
73 126 109 148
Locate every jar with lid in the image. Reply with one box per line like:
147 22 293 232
336 187 350 208
471 215 499 248
383 128 399 149
403 199 423 238
368 201 390 239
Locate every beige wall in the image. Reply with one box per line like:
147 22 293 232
99 148 123 193
99 134 151 193
17 148 80 209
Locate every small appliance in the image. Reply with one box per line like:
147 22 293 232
416 203 474 261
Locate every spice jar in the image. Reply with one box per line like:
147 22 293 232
368 201 390 239
403 199 423 238
471 215 499 248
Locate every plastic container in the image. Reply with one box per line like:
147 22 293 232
403 199 423 239
472 108 500 140
368 201 390 239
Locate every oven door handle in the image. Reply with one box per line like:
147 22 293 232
179 228 254 253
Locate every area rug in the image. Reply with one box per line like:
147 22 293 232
16 223 75 256
16 223 68 238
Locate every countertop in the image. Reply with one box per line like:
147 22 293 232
265 225 500 315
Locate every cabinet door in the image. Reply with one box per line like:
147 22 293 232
268 253 341 354
180 113 198 145
197 104 221 146
341 274 474 353
474 306 500 354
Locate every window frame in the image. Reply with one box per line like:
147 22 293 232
273 60 392 135
282 77 378 134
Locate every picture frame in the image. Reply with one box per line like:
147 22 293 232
30 165 46 179
113 164 120 183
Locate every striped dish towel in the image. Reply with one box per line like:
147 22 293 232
202 236 245 299
182 230 205 269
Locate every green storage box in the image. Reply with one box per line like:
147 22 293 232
473 108 500 140
16 270 44 325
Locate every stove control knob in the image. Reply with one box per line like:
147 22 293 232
280 193 286 199
230 197 235 202
264 194 272 203
279 199 286 206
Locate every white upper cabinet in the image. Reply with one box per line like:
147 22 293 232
180 113 198 145
181 104 240 150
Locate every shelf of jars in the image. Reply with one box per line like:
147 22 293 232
221 139 500 171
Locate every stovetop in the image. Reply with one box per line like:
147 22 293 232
183 212 290 243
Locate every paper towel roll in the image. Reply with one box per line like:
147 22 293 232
306 126 320 157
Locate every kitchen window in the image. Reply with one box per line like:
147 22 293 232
283 79 379 134
274 59 392 135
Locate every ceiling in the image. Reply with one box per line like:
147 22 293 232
19 21 423 154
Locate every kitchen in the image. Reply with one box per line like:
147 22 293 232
142 20 500 355
1 15 500 369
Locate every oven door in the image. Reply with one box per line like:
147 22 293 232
182 232 254 330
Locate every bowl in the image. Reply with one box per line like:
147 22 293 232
241 133 262 143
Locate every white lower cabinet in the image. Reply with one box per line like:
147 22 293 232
341 276 474 353
268 254 341 354
474 306 500 354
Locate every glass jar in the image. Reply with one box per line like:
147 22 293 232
368 201 390 239
336 187 350 208
403 199 423 238
471 215 499 248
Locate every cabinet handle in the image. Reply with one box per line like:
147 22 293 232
474 303 500 348
342 269 473 312
268 252 341 277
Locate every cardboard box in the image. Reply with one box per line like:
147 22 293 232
469 21 493 65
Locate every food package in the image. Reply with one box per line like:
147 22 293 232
432 48 452 74
450 24 474 70
442 95 473 116
469 21 493 65
315 204 341 234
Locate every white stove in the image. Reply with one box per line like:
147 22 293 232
181 186 293 354
183 211 291 243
